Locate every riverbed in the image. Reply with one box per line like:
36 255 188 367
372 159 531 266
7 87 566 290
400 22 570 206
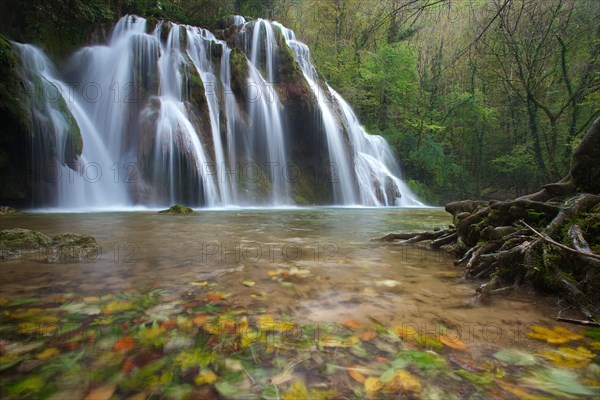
0 208 598 399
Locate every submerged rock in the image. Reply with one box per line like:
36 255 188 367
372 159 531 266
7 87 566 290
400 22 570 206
0 228 99 263
46 233 100 263
0 228 51 259
158 204 195 214
0 206 20 215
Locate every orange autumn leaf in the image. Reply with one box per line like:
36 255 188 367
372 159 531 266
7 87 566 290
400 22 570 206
122 358 136 373
342 319 362 329
375 355 389 363
440 334 468 350
360 330 376 341
193 315 208 326
206 292 225 302
113 336 134 352
348 369 366 383
160 320 178 328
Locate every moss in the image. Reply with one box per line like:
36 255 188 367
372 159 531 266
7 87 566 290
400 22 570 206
56 93 82 165
0 35 32 202
229 48 249 99
0 228 51 250
183 62 206 108
158 204 195 214
47 233 100 263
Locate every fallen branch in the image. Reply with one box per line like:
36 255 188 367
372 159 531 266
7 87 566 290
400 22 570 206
556 317 600 327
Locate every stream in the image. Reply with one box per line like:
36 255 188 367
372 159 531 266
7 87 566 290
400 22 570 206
0 208 598 399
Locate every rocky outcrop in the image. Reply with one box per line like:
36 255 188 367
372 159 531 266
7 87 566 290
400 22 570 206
0 36 32 204
0 228 99 263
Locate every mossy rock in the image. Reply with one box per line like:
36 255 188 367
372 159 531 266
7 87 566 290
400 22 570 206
0 228 50 250
159 204 195 214
229 48 249 99
0 35 32 202
46 233 100 263
0 206 20 215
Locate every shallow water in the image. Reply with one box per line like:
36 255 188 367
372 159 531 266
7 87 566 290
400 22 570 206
1 208 598 399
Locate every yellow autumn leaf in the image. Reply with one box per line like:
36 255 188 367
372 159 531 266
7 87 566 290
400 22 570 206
194 369 217 385
256 315 295 332
395 325 418 340
318 335 359 348
242 280 255 287
189 281 208 286
103 300 135 314
140 325 165 340
39 315 59 323
364 377 382 394
18 322 38 334
35 348 60 360
240 332 259 348
498 381 552 400
589 341 600 351
541 346 595 368
384 370 422 393
283 380 309 400
527 325 583 344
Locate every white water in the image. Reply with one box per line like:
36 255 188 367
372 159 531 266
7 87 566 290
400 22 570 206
274 22 422 206
15 15 422 209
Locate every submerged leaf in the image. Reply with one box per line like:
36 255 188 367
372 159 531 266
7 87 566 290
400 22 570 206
349 369 367 383
364 376 382 394
541 346 595 368
194 369 218 385
35 347 60 360
384 369 422 393
283 379 309 400
521 367 596 396
103 300 135 314
439 334 467 350
527 325 583 344
493 349 538 366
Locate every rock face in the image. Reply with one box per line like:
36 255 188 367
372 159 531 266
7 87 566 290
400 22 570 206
0 228 99 263
0 36 31 204
570 118 600 194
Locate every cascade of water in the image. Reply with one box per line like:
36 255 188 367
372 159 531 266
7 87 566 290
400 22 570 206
273 22 423 206
14 14 423 209
15 43 130 209
185 27 233 205
273 22 358 204
332 91 423 206
242 19 291 204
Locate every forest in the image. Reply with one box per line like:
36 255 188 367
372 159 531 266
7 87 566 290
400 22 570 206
3 0 598 204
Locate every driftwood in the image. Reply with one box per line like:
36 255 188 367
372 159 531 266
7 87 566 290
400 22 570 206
372 119 600 320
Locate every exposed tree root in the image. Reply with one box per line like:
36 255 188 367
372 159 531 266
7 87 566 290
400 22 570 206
373 119 600 320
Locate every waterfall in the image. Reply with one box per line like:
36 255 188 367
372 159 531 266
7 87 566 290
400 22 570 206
15 43 130 209
242 19 291 204
273 22 423 207
13 15 422 209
